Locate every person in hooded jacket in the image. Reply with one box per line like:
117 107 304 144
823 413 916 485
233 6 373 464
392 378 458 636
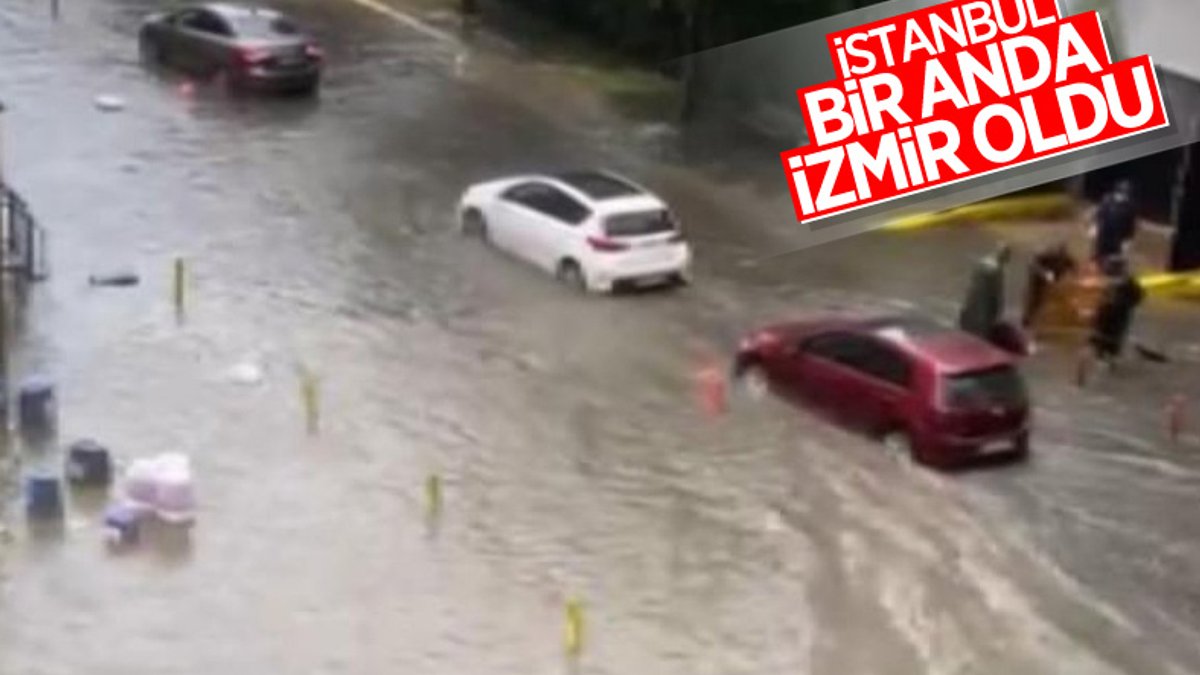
1089 256 1145 367
958 244 1023 351
1091 180 1138 263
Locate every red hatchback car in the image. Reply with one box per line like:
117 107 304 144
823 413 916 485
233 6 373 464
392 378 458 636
734 314 1030 467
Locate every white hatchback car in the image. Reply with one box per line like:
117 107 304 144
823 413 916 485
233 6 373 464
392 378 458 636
458 170 692 293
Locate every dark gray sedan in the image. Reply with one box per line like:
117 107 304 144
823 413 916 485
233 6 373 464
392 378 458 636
139 3 323 95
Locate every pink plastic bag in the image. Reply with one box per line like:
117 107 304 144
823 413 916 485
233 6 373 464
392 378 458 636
121 454 195 525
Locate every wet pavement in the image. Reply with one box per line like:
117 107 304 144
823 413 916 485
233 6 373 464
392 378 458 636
2 1 1200 673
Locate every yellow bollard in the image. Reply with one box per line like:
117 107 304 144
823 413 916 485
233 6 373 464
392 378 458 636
425 473 442 517
564 597 584 657
172 257 186 319
300 368 320 435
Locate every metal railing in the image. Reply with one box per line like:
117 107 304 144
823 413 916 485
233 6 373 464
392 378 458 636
2 184 47 282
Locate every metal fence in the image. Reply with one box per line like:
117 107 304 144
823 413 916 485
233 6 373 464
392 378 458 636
2 185 47 282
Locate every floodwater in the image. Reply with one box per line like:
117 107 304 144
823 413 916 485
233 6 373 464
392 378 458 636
1 0 1200 673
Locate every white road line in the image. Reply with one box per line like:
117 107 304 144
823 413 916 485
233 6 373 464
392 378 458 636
342 0 461 46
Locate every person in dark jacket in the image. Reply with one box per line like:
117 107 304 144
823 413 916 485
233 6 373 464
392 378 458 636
958 244 1012 343
1091 180 1138 262
1021 241 1077 328
1089 256 1145 366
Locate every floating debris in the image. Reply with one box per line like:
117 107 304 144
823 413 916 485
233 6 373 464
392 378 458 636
88 271 140 287
123 453 196 525
25 473 64 521
763 508 786 534
226 359 265 386
66 439 113 486
103 502 148 548
93 94 126 112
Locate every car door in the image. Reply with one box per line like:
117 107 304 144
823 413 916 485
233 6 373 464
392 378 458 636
831 337 913 434
787 331 859 421
527 186 590 271
493 183 587 271
155 9 198 68
492 183 549 259
172 8 233 75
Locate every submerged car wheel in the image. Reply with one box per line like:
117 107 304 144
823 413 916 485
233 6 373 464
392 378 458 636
461 209 488 240
882 430 916 464
211 67 232 91
138 37 163 66
212 67 249 96
738 363 770 401
557 259 587 293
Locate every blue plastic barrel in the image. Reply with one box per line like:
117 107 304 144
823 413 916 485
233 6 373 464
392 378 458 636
18 375 56 434
26 474 64 520
66 439 112 486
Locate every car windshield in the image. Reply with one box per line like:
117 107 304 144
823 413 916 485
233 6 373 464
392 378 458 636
942 366 1026 409
228 13 300 38
604 209 675 237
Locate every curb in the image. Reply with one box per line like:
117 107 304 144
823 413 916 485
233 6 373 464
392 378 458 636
1140 271 1200 298
883 194 1077 231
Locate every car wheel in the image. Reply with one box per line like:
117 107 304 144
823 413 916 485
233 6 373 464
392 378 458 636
461 209 488 241
557 259 587 293
738 363 770 401
139 37 163 67
882 430 916 464
212 67 245 95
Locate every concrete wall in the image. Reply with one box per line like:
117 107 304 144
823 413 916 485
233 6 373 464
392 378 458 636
1064 0 1200 82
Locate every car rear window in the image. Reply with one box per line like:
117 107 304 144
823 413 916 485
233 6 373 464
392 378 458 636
229 14 299 38
604 209 675 237
942 366 1026 409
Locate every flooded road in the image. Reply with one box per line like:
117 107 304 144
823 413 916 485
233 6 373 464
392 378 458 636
2 1 1200 673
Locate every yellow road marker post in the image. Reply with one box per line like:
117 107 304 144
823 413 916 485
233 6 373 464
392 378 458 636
564 597 584 657
425 473 442 518
299 366 320 436
172 257 186 321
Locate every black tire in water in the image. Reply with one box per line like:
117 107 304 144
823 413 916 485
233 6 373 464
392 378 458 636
139 37 162 66
461 209 488 241
557 259 587 292
737 362 770 401
882 430 917 465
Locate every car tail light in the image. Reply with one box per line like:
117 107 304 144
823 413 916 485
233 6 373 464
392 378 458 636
586 236 629 252
740 330 780 351
305 44 324 60
237 47 272 65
